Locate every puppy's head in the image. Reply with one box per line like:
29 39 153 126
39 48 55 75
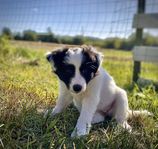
46 45 103 94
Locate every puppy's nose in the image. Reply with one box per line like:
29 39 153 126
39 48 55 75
73 84 82 93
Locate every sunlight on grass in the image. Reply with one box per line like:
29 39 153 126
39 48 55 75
0 39 158 148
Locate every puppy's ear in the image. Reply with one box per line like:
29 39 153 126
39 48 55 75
46 48 68 63
82 45 103 69
92 48 103 72
93 48 103 68
46 52 53 62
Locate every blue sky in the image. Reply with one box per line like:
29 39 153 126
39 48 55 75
0 0 157 38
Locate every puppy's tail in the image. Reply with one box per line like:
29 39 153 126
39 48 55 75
127 109 153 118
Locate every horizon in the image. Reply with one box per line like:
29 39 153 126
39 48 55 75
0 0 158 39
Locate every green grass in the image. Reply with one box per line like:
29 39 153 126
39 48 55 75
0 39 158 149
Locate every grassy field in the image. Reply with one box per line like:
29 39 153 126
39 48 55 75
0 38 158 149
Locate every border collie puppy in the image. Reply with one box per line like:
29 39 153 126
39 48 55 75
45 45 151 137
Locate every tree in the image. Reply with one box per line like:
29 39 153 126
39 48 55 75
114 38 122 49
14 32 22 40
2 27 12 39
143 33 156 46
73 35 84 45
104 38 114 49
60 36 73 44
46 27 55 42
23 30 37 41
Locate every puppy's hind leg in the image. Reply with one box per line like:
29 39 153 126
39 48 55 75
91 112 105 124
114 87 132 132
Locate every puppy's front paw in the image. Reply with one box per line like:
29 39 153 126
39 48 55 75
71 125 91 138
43 109 49 118
71 128 87 138
71 128 78 138
43 108 56 119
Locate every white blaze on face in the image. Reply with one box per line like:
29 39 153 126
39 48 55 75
67 48 87 93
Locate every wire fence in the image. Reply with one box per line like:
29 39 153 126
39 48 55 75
0 0 136 38
0 0 158 38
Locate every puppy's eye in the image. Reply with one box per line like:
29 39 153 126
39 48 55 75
81 69 88 74
63 64 75 74
81 69 85 74
65 69 73 74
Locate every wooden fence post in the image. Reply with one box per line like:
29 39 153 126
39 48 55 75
132 0 146 82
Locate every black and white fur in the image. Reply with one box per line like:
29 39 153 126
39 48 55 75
45 45 151 137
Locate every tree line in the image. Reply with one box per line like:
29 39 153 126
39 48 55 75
1 27 158 50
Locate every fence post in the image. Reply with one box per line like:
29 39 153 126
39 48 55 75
132 0 146 82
